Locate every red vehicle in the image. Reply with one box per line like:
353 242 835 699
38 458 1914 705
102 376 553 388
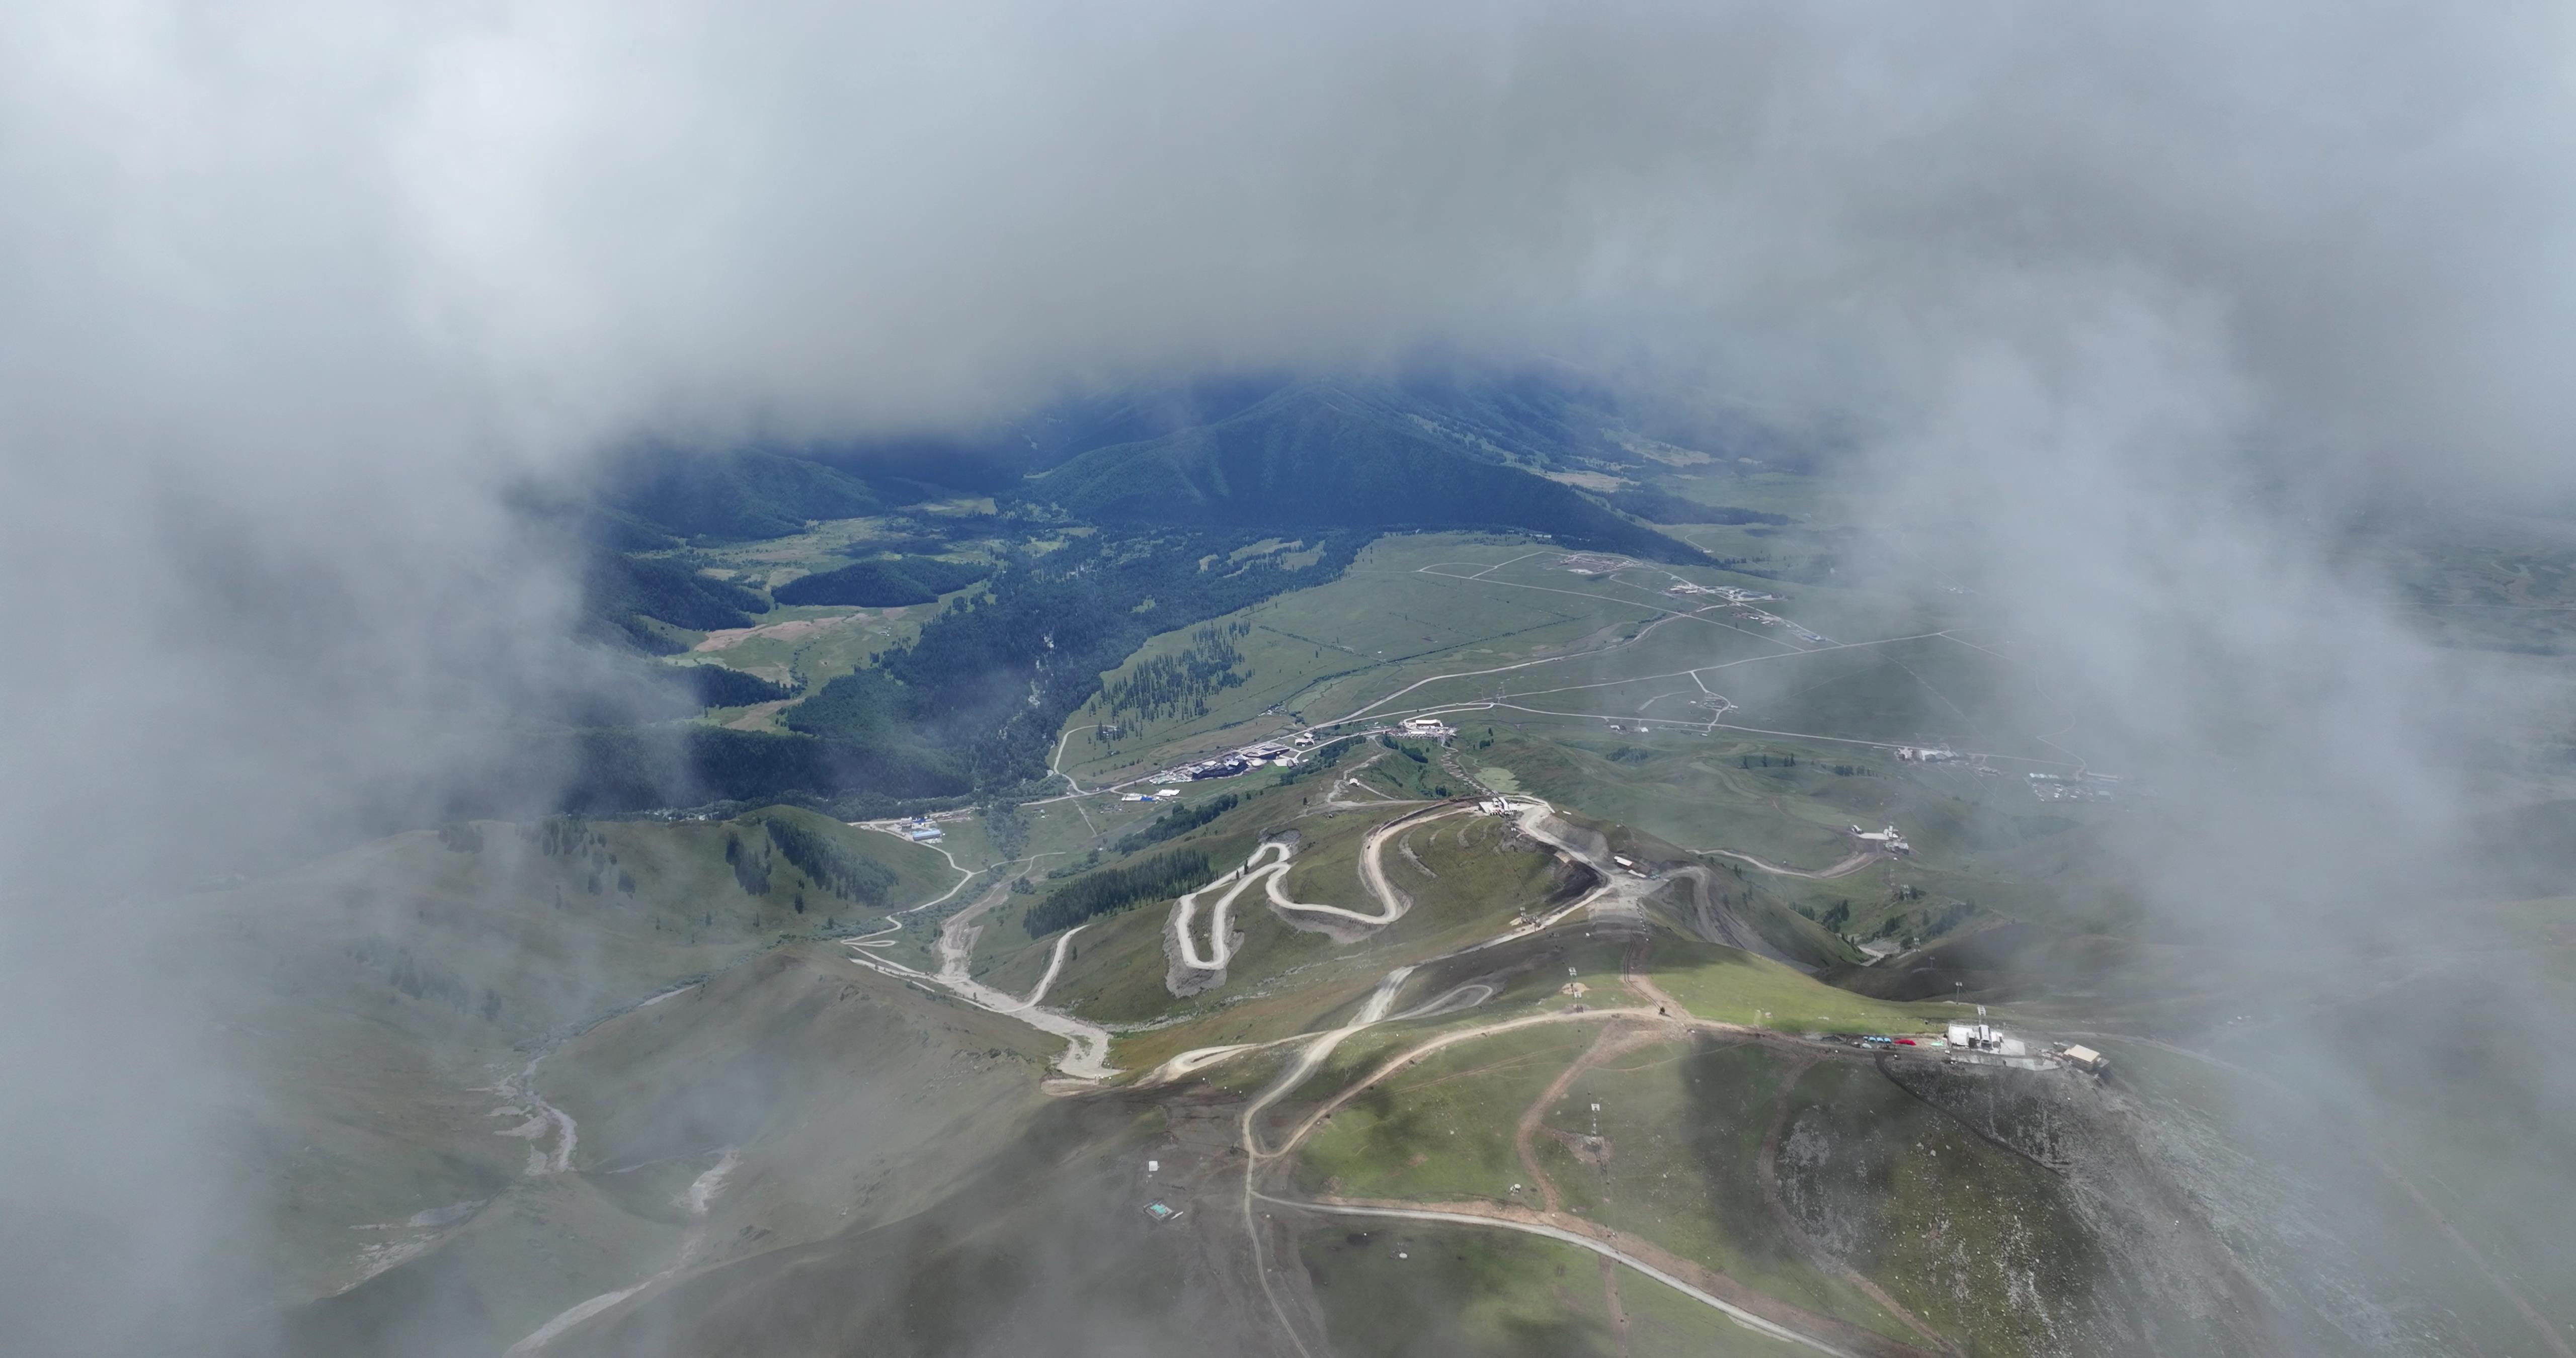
1894 1037 1917 1046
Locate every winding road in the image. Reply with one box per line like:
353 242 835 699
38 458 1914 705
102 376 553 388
1171 804 1478 982
840 873 1118 1080
1254 1196 1880 1358
1703 847 1882 881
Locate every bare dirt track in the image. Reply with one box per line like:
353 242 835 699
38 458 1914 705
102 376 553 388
842 873 1118 1079
1705 847 1882 881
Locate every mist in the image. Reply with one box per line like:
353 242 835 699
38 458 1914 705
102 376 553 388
6 2 2575 1352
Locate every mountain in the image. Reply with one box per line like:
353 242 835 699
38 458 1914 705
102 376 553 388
582 551 769 651
1018 383 1695 560
601 446 888 542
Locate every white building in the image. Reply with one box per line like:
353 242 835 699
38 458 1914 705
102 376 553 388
1398 717 1455 738
1946 1021 2027 1056
1851 823 1912 854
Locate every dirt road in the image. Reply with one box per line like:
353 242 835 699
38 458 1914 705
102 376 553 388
1254 1195 1906 1358
1704 846 1881 880
841 875 1118 1079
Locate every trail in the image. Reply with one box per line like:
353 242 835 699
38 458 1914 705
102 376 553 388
1515 1022 1664 1214
1253 1196 1889 1358
840 872 1117 1080
1171 842 1294 972
1172 805 1472 986
1287 803 1470 928
1667 865 1811 971
1050 723 1100 793
1006 923 1086 1011
851 826 983 915
1703 848 1880 881
1238 964 1423 1358
1757 1059 1959 1354
1125 782 1915 1358
1214 957 1931 1358
486 1055 578 1178
505 1146 740 1353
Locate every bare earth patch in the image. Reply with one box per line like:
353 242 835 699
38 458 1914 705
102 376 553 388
692 612 865 652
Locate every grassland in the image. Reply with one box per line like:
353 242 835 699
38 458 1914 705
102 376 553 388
1773 1059 2103 1358
1034 526 2131 974
1640 940 1957 1034
172 808 1008 1335
639 512 1014 710
1299 1222 1815 1358
1027 792 1583 1071
1294 1023 1601 1202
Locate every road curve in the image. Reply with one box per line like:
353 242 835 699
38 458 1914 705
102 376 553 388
1171 842 1295 971
1004 923 1086 1011
841 875 1118 1079
1704 847 1882 880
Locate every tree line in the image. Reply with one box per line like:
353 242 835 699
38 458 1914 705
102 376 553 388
1023 847 1215 937
1114 792 1238 854
1099 621 1251 726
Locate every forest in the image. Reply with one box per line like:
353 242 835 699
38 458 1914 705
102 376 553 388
788 527 1371 792
1114 792 1238 854
1021 847 1215 937
1097 621 1250 726
754 813 902 906
683 664 798 709
583 550 769 651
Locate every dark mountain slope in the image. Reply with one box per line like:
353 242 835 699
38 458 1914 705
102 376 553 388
583 552 768 651
1020 384 1694 560
602 446 886 542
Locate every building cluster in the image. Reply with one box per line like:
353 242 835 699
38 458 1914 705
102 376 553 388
1721 602 1827 642
2028 772 2117 803
1153 740 1303 785
1850 823 1913 854
1895 745 1960 763
1396 716 1455 739
1665 582 1775 602
1847 1015 2106 1076
1557 553 1635 576
903 817 944 843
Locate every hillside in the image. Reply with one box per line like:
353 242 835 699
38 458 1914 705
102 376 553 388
1021 384 1695 561
602 445 889 542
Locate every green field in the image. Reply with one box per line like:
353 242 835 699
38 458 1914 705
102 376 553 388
1294 1022 1600 1203
1641 940 1958 1034
1300 1222 1815 1358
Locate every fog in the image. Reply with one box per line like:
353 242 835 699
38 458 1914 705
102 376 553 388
5 2 2574 1352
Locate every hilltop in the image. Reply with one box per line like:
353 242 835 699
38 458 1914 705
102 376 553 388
1020 383 1692 562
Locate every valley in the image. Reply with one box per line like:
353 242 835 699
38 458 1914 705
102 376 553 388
169 402 2576 1356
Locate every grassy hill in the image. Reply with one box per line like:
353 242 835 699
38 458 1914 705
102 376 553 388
1021 384 1694 562
602 446 888 543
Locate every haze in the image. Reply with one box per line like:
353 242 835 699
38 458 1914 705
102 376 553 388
4 4 2573 1355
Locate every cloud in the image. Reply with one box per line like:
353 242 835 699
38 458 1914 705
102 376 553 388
5 1 2576 1351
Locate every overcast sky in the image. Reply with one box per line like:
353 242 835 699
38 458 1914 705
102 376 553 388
5 3 2576 1352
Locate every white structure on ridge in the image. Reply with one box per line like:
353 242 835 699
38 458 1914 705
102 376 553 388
1850 823 1912 854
